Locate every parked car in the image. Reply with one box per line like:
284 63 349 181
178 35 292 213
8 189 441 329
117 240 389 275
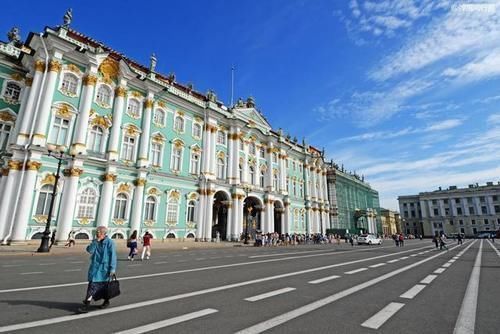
474 231 495 239
357 234 382 245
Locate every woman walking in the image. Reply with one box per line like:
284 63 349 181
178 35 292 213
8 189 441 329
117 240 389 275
127 230 138 261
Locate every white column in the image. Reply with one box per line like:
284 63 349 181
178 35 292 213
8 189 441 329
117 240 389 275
231 195 239 241
9 78 31 146
0 162 22 240
284 205 291 234
227 128 235 184
137 97 153 168
242 142 249 184
265 143 273 190
209 129 217 176
263 200 272 233
32 58 62 146
17 63 44 145
306 207 312 235
304 162 310 199
226 203 233 241
279 153 287 192
11 161 42 242
196 194 206 240
97 173 116 227
204 192 214 241
129 178 146 235
232 128 241 183
72 74 97 154
201 125 211 175
280 210 286 234
107 85 127 161
56 167 82 241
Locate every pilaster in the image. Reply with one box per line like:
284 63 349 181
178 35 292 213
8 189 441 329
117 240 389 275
17 62 44 145
96 171 117 227
137 96 153 167
107 84 127 160
55 165 83 241
72 73 98 154
130 176 146 234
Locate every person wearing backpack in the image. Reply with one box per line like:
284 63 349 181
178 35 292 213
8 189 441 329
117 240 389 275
127 230 138 261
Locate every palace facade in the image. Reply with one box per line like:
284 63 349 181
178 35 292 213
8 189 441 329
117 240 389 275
0 19 331 243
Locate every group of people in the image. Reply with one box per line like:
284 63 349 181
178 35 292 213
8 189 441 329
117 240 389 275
433 232 449 250
249 232 364 247
392 233 405 247
126 230 153 261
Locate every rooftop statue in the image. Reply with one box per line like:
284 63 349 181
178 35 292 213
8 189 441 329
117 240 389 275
246 96 255 108
62 8 73 29
167 72 176 83
236 97 245 108
7 27 20 44
207 90 217 103
149 53 157 72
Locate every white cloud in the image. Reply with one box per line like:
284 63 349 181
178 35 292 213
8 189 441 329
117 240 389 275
424 118 463 131
488 113 500 124
442 49 500 82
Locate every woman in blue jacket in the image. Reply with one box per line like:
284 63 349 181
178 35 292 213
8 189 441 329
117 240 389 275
79 226 117 313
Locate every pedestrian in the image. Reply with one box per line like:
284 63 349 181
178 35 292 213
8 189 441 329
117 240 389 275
491 232 495 243
399 233 404 247
49 230 57 249
141 231 153 261
78 226 117 313
457 233 463 245
65 230 76 247
433 234 439 249
127 230 138 261
349 235 354 247
439 233 448 251
394 234 399 247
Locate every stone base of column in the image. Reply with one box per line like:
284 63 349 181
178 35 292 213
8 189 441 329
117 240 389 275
7 240 30 245
107 151 119 161
31 134 46 147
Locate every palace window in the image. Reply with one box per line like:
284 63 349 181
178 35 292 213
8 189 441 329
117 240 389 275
35 185 53 216
239 139 244 150
171 146 183 171
3 82 21 102
120 135 136 161
259 170 265 188
166 198 179 224
113 193 128 220
299 182 303 197
96 85 112 105
239 164 243 181
217 131 226 145
87 125 104 153
153 109 166 126
273 173 279 191
190 152 200 174
272 152 277 163
127 99 140 118
49 117 70 145
61 73 78 95
249 142 256 155
293 180 297 196
286 177 290 192
174 116 184 132
0 122 12 151
249 166 255 185
217 158 226 179
187 200 196 223
150 142 163 167
77 188 97 219
144 196 157 221
192 123 202 138
259 147 265 158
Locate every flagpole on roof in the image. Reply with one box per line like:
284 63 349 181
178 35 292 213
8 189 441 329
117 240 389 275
230 65 235 107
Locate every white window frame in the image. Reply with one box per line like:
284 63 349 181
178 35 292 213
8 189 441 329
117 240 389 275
120 134 137 161
95 84 113 107
126 98 141 119
59 72 80 97
186 200 196 223
150 141 163 167
190 151 200 174
48 116 71 146
166 197 179 224
2 81 22 103
259 169 265 188
113 193 129 220
35 184 54 216
217 130 226 145
249 166 256 185
77 187 98 219
192 123 202 138
174 115 185 133
171 143 184 172
87 125 105 153
144 196 157 221
249 142 256 156
273 173 279 191
0 121 13 151
217 157 226 179
153 108 166 127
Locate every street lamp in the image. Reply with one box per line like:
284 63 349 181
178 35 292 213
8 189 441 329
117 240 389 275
242 184 253 244
37 144 73 253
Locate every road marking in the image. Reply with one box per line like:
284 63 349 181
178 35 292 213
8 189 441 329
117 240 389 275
453 257 459 260
410 254 418 257
39 263 56 266
387 259 399 263
2 264 22 267
453 240 483 334
449 259 456 263
420 275 437 284
234 242 471 334
248 244 402 258
154 261 169 264
400 284 426 299
369 263 386 268
195 258 206 261
308 275 341 284
70 261 84 264
114 308 218 334
434 268 446 274
63 269 81 272
244 288 296 302
442 263 452 268
20 272 43 275
127 264 142 267
361 302 405 330
487 240 500 257
0 244 434 294
345 268 368 275
400 256 409 260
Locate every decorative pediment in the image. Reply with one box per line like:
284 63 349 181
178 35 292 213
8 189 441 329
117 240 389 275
233 107 272 132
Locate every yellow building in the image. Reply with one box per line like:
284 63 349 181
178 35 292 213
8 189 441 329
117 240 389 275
380 209 400 236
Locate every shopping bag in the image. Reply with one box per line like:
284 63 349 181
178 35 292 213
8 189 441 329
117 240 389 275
105 276 121 300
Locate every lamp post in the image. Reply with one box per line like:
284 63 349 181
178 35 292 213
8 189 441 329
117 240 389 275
242 184 253 244
37 144 72 253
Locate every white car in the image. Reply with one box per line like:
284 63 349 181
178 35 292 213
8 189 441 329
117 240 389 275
357 234 382 245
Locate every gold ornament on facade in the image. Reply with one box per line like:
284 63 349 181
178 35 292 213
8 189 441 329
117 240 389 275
115 86 127 97
98 57 119 82
25 77 33 86
33 215 48 224
83 74 97 86
0 111 15 123
169 190 181 200
152 133 165 143
173 139 184 148
131 91 143 98
144 220 155 227
134 178 147 187
10 73 23 81
102 76 113 85
176 110 185 116
144 99 154 109
63 168 83 177
114 219 125 226
8 160 22 170
26 161 42 171
102 173 117 182
48 60 62 72
66 64 80 74
158 100 166 108
217 151 225 159
56 104 72 118
188 192 198 200
34 60 46 72
117 183 132 193
125 125 140 137
78 218 91 225
148 188 160 196
191 145 201 153
91 115 111 129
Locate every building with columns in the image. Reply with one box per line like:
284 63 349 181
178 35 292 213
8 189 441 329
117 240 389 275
0 19 331 243
379 209 401 237
398 182 500 238
326 163 381 235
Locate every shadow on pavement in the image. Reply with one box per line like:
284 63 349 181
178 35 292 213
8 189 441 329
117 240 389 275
2 299 82 312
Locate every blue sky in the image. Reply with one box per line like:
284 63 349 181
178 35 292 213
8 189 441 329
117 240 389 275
2 0 500 210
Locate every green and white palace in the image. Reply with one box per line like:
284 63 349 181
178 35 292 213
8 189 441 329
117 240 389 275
0 17 332 243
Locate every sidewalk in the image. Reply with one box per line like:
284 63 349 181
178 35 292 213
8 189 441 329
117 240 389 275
0 239 240 257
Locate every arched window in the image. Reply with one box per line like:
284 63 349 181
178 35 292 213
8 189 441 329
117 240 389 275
144 196 157 221
153 109 166 126
217 158 225 179
166 198 179 224
286 177 290 192
273 173 279 191
36 185 53 215
249 142 256 155
239 164 243 181
120 135 136 161
259 169 265 188
4 82 21 101
174 116 184 132
217 131 226 145
0 122 12 151
190 152 200 174
249 166 255 185
259 147 265 158
150 142 163 167
293 180 297 196
272 152 278 163
299 182 304 197
127 99 140 118
61 73 78 95
239 139 244 150
113 193 128 220
192 123 202 138
187 200 196 223
77 188 97 219
171 145 183 171
49 117 70 145
96 85 112 105
87 125 104 153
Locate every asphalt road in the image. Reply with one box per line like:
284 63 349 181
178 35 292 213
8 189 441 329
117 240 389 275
0 239 498 333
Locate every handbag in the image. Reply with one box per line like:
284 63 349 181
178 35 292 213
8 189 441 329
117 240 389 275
105 275 121 300
126 240 131 248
